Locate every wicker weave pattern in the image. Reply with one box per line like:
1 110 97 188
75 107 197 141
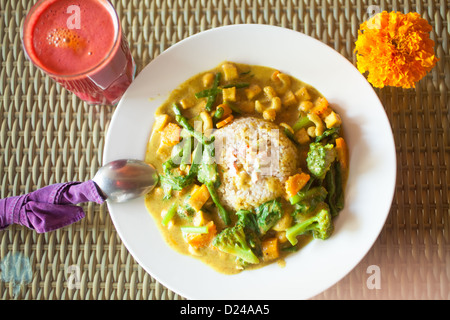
0 0 448 300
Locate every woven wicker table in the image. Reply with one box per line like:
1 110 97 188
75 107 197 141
0 0 448 300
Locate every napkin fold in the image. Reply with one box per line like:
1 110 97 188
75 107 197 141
0 180 106 233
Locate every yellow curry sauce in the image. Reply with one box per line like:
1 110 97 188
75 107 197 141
144 62 348 275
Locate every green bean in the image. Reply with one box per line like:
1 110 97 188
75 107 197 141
221 82 250 89
214 106 224 120
162 202 178 226
284 127 298 145
180 226 209 234
173 103 210 145
194 73 222 111
225 101 242 114
205 73 221 111
292 116 313 131
195 88 221 99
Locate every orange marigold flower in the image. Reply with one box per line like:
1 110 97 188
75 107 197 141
354 11 438 89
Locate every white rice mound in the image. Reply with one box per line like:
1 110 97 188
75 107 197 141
213 117 299 211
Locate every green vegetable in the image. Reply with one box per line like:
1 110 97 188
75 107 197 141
284 127 298 145
159 140 199 199
255 199 282 235
224 101 242 114
289 186 327 205
197 142 231 225
315 126 340 143
212 224 260 264
194 88 221 99
243 229 262 259
181 226 209 234
285 203 334 245
161 202 178 226
293 192 328 218
213 106 224 121
176 202 195 219
173 103 209 145
306 142 336 179
179 134 194 167
325 162 345 217
194 72 221 111
236 210 262 258
236 210 258 233
221 82 250 89
292 115 313 131
172 104 231 225
159 165 196 199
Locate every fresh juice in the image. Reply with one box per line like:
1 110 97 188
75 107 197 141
23 0 135 105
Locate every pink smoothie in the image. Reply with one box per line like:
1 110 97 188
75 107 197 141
23 0 135 105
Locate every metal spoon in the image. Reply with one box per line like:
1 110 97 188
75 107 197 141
93 159 159 203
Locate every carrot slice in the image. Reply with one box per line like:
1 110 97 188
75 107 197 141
335 137 349 170
311 97 331 117
216 114 234 128
285 173 310 198
188 184 210 212
185 221 217 248
261 237 279 261
216 103 232 118
161 123 181 146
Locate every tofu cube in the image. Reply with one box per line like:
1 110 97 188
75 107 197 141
202 72 214 87
294 127 310 145
193 210 209 227
245 84 262 100
222 87 236 102
298 100 314 112
153 114 170 132
295 87 311 101
188 184 211 212
263 108 277 121
179 97 194 109
324 111 342 128
221 63 238 81
282 90 297 106
161 123 182 146
156 142 172 158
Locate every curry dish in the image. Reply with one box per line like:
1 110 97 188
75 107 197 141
145 62 348 275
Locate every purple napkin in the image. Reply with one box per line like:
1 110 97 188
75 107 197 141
0 180 105 233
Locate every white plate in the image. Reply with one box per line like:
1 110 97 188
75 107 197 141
103 24 396 300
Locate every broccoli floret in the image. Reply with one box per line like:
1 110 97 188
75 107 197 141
236 209 258 233
212 224 260 264
159 162 196 199
285 203 334 245
255 199 282 235
291 186 328 216
306 142 336 179
315 126 340 143
236 209 262 257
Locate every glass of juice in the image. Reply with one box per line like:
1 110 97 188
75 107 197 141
22 0 136 105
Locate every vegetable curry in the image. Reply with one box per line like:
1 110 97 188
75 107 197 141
145 62 348 274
